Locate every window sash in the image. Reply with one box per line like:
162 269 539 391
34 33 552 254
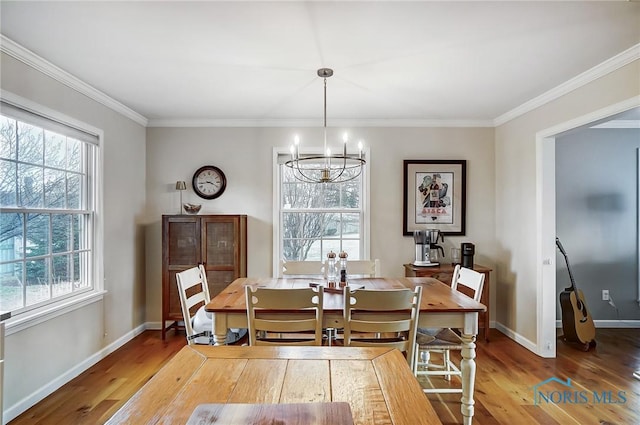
0 101 98 316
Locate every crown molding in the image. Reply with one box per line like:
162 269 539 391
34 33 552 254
494 42 640 127
2 33 636 130
0 34 148 127
147 117 494 128
590 119 640 129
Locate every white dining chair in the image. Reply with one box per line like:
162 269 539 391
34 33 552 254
343 285 422 366
331 259 381 278
245 285 325 346
176 265 245 345
280 259 325 277
414 265 484 393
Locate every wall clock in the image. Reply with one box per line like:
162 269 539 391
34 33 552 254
192 165 227 200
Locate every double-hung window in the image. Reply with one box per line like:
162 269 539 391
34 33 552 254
0 99 100 320
274 149 369 268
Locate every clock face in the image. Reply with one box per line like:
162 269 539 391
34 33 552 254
192 166 227 200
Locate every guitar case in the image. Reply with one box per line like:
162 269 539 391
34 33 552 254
556 237 597 351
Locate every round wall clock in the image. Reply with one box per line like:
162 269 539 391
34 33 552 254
192 165 227 200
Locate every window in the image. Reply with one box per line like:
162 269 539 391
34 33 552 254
274 150 369 266
0 100 100 317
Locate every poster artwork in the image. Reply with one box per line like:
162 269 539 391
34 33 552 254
415 172 454 224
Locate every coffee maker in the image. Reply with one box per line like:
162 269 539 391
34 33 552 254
427 229 445 263
413 229 444 265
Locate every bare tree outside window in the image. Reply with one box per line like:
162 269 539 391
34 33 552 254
0 112 94 314
280 164 363 262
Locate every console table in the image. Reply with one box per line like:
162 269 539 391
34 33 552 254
404 263 491 341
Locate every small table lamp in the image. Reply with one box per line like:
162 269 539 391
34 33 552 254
175 181 187 214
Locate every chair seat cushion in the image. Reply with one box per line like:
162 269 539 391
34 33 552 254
192 305 246 345
417 327 463 349
192 305 213 344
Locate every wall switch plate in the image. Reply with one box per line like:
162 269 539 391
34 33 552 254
602 289 610 301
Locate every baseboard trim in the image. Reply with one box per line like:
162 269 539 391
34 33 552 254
493 322 540 355
556 319 640 328
4 324 147 423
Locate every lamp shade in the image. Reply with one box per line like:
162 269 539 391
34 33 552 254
175 181 187 190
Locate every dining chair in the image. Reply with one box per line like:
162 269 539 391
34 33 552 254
280 259 325 277
342 259 381 277
176 265 246 345
245 285 325 346
342 285 422 366
414 265 485 393
322 259 381 278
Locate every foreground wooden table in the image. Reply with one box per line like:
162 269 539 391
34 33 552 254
106 345 442 425
207 276 486 425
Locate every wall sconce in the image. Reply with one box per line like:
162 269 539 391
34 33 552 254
175 181 187 214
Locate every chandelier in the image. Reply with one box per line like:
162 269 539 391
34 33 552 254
284 68 366 184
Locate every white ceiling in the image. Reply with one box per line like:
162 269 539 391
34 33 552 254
1 1 639 127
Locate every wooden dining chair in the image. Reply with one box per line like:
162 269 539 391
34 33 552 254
342 259 381 277
280 259 325 277
413 265 485 393
342 285 422 366
176 265 246 346
176 265 214 346
245 285 324 346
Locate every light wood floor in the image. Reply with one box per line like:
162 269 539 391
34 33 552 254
8 328 640 425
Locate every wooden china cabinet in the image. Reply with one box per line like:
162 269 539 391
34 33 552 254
162 214 247 339
404 263 492 342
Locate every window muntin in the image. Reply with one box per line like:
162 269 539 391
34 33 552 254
280 163 364 261
0 108 96 315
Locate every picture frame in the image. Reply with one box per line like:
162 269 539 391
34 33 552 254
403 159 467 236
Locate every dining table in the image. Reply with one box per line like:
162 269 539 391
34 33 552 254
106 344 442 425
206 276 486 425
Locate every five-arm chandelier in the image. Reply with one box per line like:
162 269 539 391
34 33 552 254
284 68 366 184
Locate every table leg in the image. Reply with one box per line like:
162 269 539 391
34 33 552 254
460 332 477 425
212 312 229 346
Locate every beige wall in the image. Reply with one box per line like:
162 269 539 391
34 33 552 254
1 52 147 418
144 126 497 324
494 60 640 344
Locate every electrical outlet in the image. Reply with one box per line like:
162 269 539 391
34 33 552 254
602 289 610 301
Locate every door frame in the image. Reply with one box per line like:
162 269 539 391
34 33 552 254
536 96 639 358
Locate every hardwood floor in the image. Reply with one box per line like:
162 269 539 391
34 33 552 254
8 329 640 425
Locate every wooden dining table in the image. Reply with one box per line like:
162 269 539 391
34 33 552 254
106 345 442 425
206 276 486 425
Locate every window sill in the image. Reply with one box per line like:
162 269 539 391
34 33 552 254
4 290 107 336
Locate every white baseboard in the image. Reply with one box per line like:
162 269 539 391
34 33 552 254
556 319 640 328
4 324 147 424
144 321 163 330
493 322 540 355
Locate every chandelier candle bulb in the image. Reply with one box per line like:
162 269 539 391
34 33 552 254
283 68 366 184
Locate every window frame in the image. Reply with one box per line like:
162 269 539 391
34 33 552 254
1 90 104 335
272 147 370 276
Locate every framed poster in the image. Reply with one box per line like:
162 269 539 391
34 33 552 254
403 159 466 236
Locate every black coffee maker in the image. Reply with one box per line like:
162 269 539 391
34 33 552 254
461 243 475 268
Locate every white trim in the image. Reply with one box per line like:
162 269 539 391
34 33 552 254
4 291 106 336
556 320 640 328
536 96 640 360
0 34 148 127
1 89 103 138
3 323 146 423
536 135 557 359
590 120 640 129
148 118 494 128
272 147 282 277
0 90 106 338
495 43 640 126
493 322 543 357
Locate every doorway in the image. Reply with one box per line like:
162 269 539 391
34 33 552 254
537 99 639 358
